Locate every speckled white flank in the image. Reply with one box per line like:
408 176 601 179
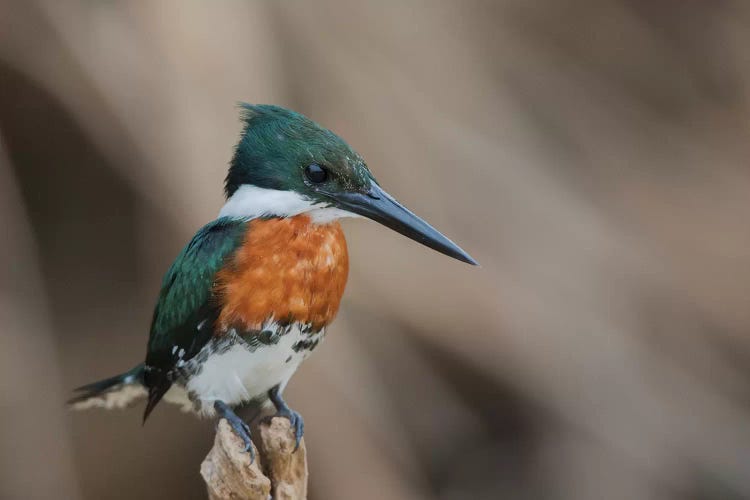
165 322 325 416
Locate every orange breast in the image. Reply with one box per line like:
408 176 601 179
215 215 349 331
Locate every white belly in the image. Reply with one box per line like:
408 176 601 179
163 323 323 416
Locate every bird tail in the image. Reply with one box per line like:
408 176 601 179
68 364 148 411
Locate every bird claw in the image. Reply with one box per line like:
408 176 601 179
273 407 304 451
214 400 256 462
267 386 304 451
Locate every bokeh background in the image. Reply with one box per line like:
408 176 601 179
2 1 750 499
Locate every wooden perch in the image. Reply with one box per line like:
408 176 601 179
201 417 308 499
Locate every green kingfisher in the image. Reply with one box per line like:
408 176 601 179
70 104 476 459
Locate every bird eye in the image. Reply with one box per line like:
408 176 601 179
304 163 328 184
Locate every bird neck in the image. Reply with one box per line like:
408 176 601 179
219 185 358 224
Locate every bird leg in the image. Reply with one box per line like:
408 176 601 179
214 400 255 462
267 385 304 451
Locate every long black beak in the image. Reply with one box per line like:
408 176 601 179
331 183 478 265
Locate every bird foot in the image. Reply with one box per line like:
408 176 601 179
214 400 255 463
266 407 304 451
267 386 304 451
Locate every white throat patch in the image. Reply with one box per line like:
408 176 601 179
219 185 359 223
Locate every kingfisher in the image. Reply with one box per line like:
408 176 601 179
70 104 476 458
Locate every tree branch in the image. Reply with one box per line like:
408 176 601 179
201 417 308 499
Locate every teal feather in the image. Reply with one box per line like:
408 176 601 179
142 217 247 419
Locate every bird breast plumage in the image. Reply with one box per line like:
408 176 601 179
214 215 349 332
163 216 349 414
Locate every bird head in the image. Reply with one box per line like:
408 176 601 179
221 104 476 265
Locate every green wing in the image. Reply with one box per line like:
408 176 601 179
143 217 246 413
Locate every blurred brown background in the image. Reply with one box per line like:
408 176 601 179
2 1 750 499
